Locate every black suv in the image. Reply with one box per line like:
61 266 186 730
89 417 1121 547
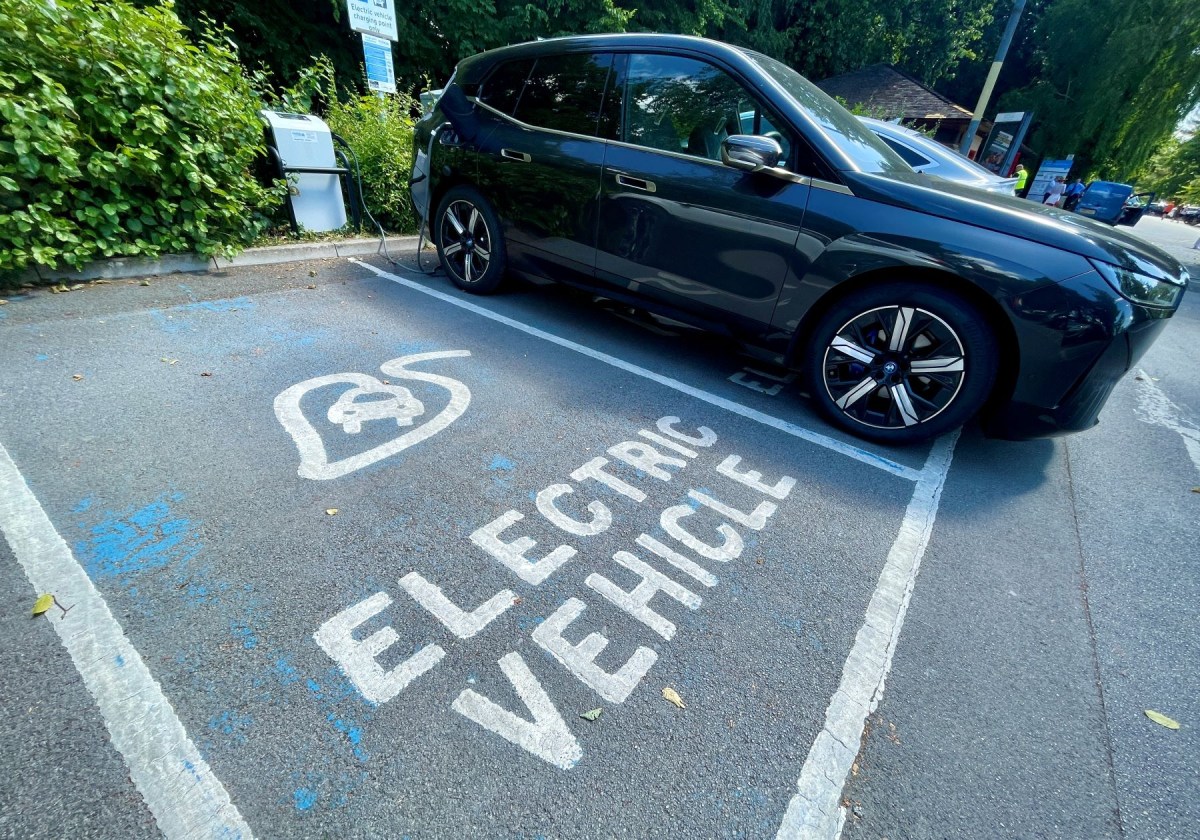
411 34 1188 443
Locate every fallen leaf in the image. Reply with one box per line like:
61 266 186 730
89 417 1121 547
1191 487 1200 494
32 594 53 616
308 270 317 277
0 299 7 305
139 280 151 286
579 708 602 722
72 373 83 381
325 508 339 516
69 283 85 291
662 687 686 709
1145 709 1180 730
200 371 212 377
306 284 316 289
512 596 522 605
1135 375 1145 381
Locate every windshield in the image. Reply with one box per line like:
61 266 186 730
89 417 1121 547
745 52 911 174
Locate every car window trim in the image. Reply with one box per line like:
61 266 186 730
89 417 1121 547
470 96 852 194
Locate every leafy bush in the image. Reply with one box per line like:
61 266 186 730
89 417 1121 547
325 91 419 234
0 0 282 272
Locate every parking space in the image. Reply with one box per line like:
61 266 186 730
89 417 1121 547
0 256 956 837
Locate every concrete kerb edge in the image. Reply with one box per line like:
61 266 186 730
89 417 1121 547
24 236 420 284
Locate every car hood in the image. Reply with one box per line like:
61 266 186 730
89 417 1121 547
843 170 1186 284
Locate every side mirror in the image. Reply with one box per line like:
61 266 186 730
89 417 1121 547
721 134 784 172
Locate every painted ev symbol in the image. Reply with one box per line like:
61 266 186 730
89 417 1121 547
274 350 471 480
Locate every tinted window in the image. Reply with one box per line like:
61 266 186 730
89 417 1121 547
515 53 613 136
479 59 534 116
745 52 909 174
624 54 792 164
877 135 931 168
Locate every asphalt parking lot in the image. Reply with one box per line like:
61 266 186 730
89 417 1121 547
1 216 1197 838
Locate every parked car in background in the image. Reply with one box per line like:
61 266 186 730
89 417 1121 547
1074 181 1155 226
411 34 1188 444
859 117 1019 196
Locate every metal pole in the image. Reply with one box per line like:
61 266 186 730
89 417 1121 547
959 0 1026 156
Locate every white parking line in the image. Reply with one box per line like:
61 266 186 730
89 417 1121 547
775 430 959 838
0 442 253 840
1133 369 1200 475
351 259 922 482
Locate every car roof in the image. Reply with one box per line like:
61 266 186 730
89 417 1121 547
454 33 761 86
860 117 1006 184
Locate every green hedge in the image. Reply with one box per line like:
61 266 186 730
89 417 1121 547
0 0 282 273
325 92 418 234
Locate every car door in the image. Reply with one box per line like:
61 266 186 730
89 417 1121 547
473 52 614 284
594 53 811 329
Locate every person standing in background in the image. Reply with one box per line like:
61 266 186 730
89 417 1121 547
1014 164 1029 197
1043 176 1067 206
1063 178 1086 211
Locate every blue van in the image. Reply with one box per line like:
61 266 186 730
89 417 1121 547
1075 181 1153 226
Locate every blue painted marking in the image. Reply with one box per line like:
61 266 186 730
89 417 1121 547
114 654 125 667
75 493 202 581
207 710 253 745
35 353 49 362
72 496 93 514
293 788 317 811
274 656 300 685
182 759 204 783
231 623 259 650
489 455 516 471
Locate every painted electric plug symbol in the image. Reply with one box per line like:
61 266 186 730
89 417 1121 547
327 383 425 434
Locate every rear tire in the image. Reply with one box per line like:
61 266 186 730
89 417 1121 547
803 282 998 444
434 186 507 294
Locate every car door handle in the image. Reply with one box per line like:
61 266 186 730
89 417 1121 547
613 173 656 193
501 148 531 162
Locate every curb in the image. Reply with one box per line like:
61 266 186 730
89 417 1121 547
15 235 420 284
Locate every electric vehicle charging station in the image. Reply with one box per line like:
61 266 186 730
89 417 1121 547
260 110 352 233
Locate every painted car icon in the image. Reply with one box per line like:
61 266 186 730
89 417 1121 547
327 383 425 434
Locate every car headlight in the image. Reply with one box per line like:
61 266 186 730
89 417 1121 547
1089 259 1185 308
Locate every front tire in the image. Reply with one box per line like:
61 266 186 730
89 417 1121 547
804 283 998 444
434 186 507 294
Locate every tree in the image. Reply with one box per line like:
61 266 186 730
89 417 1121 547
1136 133 1200 200
996 0 1200 178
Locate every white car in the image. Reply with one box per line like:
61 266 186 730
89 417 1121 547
860 117 1019 196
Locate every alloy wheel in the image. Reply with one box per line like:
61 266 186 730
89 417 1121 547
439 199 492 285
821 305 966 430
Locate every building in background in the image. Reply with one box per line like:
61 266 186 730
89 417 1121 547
816 64 985 155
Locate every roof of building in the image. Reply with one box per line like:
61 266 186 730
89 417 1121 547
815 64 973 122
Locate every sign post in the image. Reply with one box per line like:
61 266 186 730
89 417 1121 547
362 33 396 94
1026 158 1074 203
979 111 1034 176
346 0 399 104
346 0 398 41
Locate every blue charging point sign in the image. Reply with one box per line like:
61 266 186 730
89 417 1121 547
362 33 396 94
